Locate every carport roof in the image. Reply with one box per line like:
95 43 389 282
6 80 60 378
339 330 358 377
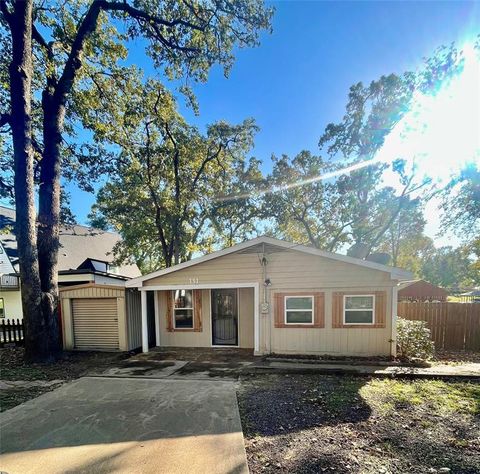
127 236 412 287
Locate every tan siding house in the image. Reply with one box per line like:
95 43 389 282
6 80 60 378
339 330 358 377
127 236 412 357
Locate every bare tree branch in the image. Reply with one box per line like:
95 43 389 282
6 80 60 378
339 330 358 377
0 113 11 128
0 0 13 28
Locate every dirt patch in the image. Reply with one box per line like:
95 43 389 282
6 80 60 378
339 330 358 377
175 360 246 378
0 384 63 412
115 360 177 376
0 347 129 412
434 350 480 365
119 360 176 369
269 353 393 364
237 374 480 474
135 346 256 363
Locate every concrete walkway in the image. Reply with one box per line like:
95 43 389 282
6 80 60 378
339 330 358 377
251 360 480 378
104 352 480 380
0 377 248 474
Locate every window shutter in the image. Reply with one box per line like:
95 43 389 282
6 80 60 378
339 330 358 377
193 289 203 332
374 291 386 328
332 292 344 328
313 292 325 328
166 290 173 332
274 293 285 328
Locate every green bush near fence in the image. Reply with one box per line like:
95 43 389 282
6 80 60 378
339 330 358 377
397 317 435 361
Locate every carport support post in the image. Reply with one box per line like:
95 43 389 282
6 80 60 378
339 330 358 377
141 290 149 353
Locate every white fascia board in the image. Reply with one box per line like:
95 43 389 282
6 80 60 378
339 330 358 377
126 235 413 288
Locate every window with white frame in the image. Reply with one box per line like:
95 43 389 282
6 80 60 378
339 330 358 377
173 289 194 328
344 295 375 324
285 296 314 324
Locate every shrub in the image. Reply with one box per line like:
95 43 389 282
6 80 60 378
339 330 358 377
396 317 435 361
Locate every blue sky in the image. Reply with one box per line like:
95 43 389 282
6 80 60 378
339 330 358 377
14 1 480 246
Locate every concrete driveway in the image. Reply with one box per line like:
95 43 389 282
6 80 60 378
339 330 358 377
0 377 248 474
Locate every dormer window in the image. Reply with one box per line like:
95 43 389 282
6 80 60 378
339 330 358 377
108 265 119 274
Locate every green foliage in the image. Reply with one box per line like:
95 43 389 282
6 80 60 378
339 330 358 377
264 151 351 251
420 245 478 288
210 157 266 247
0 0 273 202
315 73 431 256
245 61 464 270
439 163 480 242
362 379 480 415
396 318 435 361
375 195 426 266
88 80 260 271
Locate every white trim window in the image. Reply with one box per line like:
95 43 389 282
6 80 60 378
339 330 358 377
173 289 194 329
343 295 375 325
285 296 314 324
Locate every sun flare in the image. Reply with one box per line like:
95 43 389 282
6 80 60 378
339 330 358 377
380 42 480 190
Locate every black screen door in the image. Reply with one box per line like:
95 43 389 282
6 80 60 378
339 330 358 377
211 289 238 346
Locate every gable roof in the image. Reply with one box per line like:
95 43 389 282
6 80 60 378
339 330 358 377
0 240 16 275
398 279 448 296
398 280 420 291
127 235 412 287
0 205 140 278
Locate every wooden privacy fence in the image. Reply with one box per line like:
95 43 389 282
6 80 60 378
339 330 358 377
0 319 24 346
397 302 480 351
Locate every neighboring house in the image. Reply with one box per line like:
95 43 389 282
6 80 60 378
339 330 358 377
0 239 20 320
398 279 448 302
0 205 140 320
122 235 412 357
459 289 480 303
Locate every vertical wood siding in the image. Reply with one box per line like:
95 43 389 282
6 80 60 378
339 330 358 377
398 301 480 351
125 289 142 350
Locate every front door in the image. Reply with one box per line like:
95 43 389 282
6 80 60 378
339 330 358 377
211 289 238 346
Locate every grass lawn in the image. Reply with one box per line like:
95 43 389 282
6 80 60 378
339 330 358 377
237 374 480 474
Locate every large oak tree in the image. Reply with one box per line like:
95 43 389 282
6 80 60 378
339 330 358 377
88 79 260 271
0 0 272 361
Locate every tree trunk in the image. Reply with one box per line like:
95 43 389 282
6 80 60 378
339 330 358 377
36 90 63 357
8 0 51 361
